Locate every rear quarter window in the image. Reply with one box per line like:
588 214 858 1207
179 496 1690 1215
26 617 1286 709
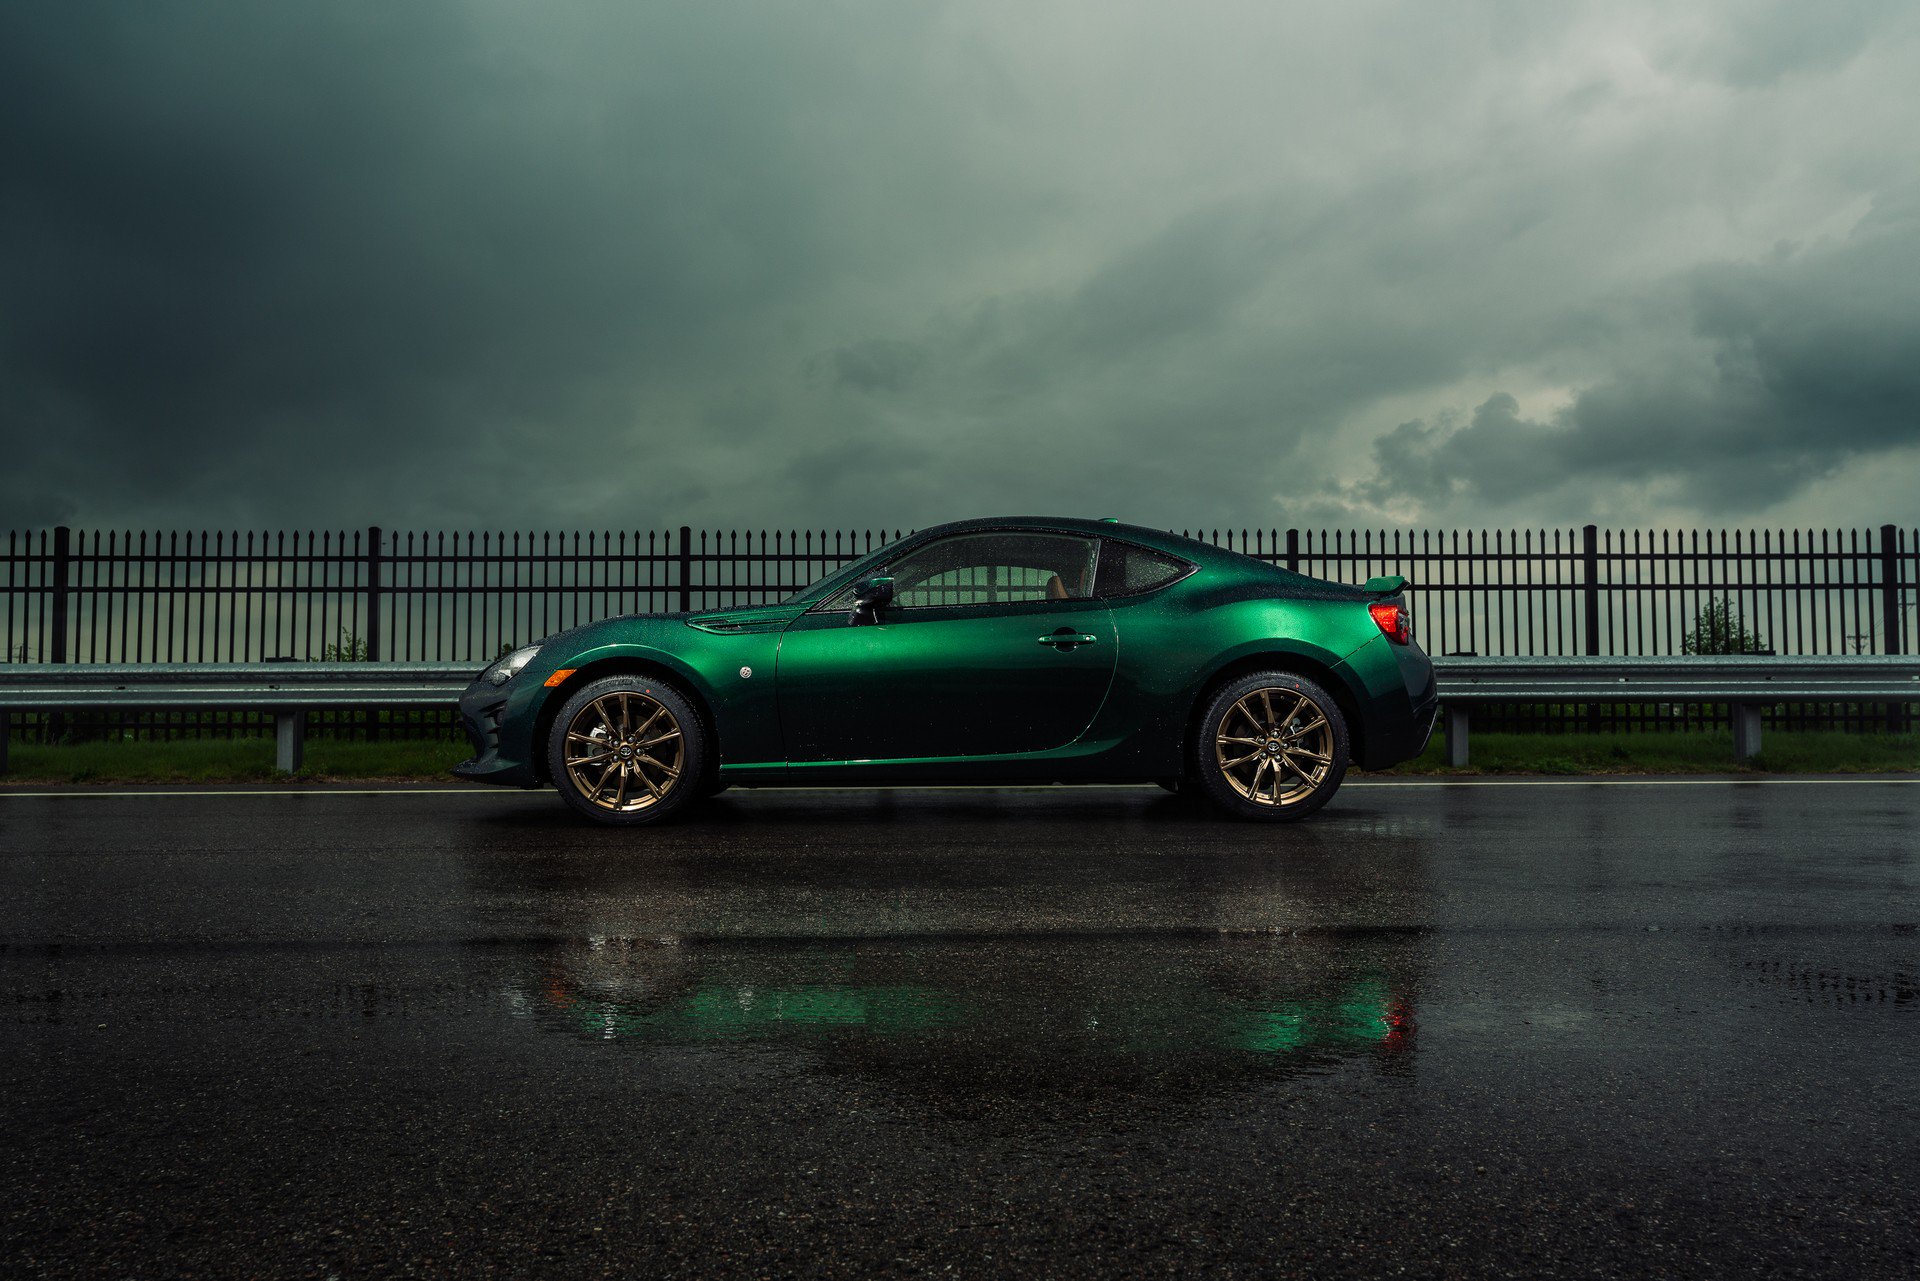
1094 540 1192 598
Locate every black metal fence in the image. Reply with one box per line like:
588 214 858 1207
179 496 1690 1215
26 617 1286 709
4 524 1914 741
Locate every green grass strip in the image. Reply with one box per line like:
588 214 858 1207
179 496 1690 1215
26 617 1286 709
4 728 1917 784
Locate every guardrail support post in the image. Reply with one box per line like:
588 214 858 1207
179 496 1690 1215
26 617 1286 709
1444 706 1470 767
1732 703 1762 760
275 710 306 774
0 710 9 777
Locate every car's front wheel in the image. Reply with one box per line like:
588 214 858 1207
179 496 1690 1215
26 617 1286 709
1192 672 1349 821
547 676 707 825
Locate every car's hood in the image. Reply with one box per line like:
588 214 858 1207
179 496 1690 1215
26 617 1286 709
682 601 814 634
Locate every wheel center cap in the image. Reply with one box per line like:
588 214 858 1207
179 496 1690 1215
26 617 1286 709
618 746 634 759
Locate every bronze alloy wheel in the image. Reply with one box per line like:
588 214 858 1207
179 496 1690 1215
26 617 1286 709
1192 671 1350 821
546 675 708 826
1215 686 1334 806
562 690 685 813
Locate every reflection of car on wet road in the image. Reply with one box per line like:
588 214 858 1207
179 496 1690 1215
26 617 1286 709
528 939 1417 1059
520 935 1417 1111
455 516 1438 824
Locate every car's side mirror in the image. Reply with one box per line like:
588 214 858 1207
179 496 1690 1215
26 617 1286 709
848 576 894 626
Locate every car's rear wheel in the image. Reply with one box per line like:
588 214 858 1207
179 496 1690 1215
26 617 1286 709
547 676 706 826
1192 672 1349 821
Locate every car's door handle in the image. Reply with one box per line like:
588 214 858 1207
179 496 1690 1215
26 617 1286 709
1038 631 1100 649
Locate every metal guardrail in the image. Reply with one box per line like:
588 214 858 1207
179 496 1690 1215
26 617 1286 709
0 663 474 773
0 657 1914 775
1431 656 1920 764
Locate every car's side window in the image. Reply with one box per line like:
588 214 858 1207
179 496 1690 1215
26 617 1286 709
1093 539 1192 598
850 532 1100 610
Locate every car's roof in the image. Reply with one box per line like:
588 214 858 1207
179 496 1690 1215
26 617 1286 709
914 515 1242 564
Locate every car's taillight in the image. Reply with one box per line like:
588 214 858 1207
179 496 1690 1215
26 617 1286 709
1368 601 1410 644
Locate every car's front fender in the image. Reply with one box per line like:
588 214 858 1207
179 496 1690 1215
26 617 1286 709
511 618 786 775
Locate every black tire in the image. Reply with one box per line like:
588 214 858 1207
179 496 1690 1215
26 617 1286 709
546 675 707 826
1191 671 1349 821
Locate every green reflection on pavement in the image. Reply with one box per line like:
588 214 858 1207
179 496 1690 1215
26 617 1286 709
555 974 1400 1057
1228 978 1395 1054
567 984 960 1039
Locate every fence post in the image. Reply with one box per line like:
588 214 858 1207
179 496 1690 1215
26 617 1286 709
50 526 72 664
1883 524 1907 732
1581 524 1600 733
364 526 383 662
1285 528 1300 573
1581 525 1601 655
678 525 693 613
363 526 383 743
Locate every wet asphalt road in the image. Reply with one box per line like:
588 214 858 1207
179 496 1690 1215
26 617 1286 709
2 778 1917 1278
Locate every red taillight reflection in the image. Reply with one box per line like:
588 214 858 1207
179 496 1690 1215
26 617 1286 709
1368 601 1410 644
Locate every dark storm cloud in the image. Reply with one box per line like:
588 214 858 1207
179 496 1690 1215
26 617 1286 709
0 2 864 526
1350 196 1920 518
2 1 1917 534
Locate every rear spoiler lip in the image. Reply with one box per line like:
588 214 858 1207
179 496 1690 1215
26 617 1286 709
1361 575 1409 596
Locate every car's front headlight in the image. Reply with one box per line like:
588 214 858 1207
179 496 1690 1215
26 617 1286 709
480 645 541 688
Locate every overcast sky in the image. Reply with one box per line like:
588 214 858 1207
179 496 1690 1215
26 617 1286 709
4 1 1917 534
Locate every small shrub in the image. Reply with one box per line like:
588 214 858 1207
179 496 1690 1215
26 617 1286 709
1682 600 1768 656
320 629 369 662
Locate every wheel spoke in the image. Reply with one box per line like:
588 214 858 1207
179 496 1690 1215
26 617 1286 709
586 761 617 801
569 750 614 766
635 752 680 780
1221 749 1262 768
637 728 681 750
631 707 664 742
1287 746 1331 765
1284 716 1327 741
1257 689 1274 729
613 764 629 808
1218 734 1264 747
1278 754 1317 784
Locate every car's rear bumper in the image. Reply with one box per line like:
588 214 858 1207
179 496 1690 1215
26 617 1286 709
1344 636 1438 770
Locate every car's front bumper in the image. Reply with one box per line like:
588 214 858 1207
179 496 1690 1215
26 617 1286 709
452 680 542 787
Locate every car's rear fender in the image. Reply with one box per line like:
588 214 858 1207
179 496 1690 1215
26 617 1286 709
1181 644 1372 773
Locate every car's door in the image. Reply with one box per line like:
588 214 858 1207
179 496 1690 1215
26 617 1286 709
776 530 1116 762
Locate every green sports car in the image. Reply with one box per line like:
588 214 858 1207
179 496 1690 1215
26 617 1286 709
453 516 1437 824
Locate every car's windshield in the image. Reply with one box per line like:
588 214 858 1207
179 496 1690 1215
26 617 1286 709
780 535 912 605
